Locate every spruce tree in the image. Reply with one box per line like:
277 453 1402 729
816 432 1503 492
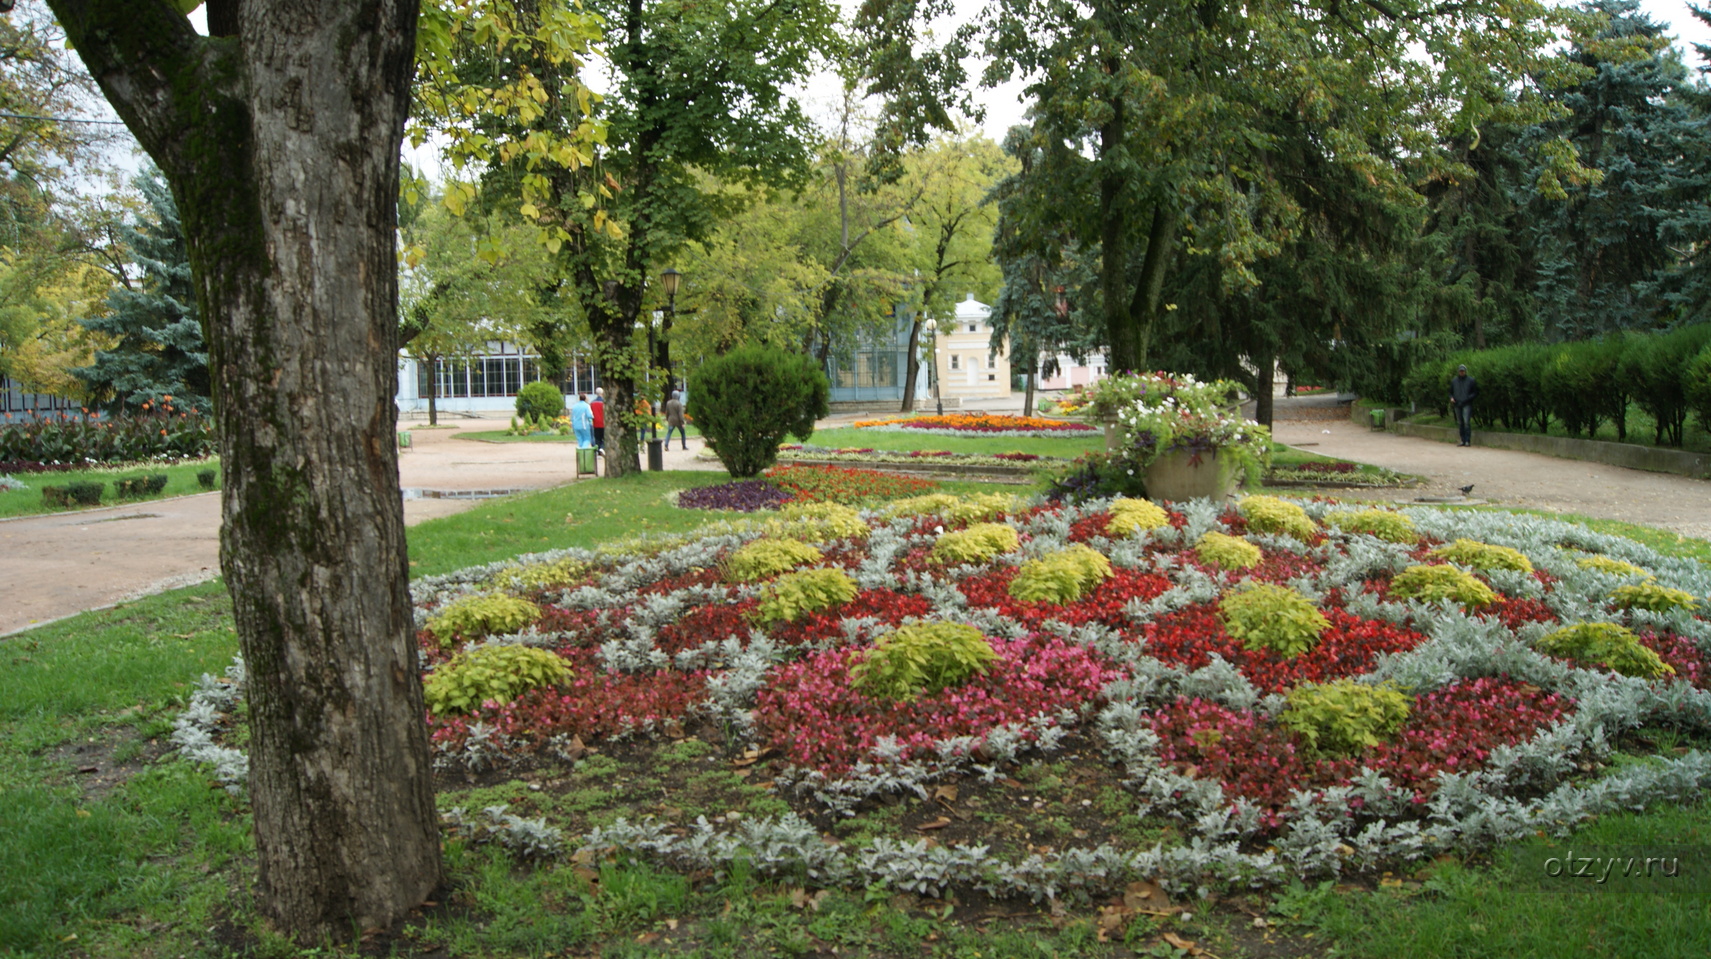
73 169 209 413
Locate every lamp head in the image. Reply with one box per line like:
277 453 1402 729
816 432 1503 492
660 267 682 298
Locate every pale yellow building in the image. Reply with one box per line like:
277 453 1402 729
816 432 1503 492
926 294 1012 403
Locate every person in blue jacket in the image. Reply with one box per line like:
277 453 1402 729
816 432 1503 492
570 392 594 448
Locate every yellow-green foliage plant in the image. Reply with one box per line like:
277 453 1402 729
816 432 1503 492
883 492 1017 524
1218 583 1329 657
1575 555 1652 579
932 523 1021 565
1281 680 1412 756
423 645 572 715
1325 508 1418 544
1238 495 1319 541
427 594 542 645
1008 544 1114 604
1536 622 1674 679
850 623 998 700
1389 564 1497 609
1427 538 1533 573
755 568 859 625
767 501 868 541
724 538 823 582
1107 497 1169 536
1610 582 1700 613
1193 531 1262 572
486 558 589 593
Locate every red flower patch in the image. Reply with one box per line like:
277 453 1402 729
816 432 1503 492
1140 605 1429 694
958 567 1172 632
1641 630 1711 691
767 589 934 647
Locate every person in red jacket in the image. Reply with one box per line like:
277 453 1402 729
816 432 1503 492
590 387 605 455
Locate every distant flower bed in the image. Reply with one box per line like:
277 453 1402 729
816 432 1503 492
0 400 213 464
852 413 1096 436
775 444 1061 469
674 465 941 512
675 479 794 512
0 460 81 475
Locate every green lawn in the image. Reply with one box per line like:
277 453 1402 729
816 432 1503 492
808 424 1105 458
1408 408 1711 455
0 458 218 519
3 476 1708 957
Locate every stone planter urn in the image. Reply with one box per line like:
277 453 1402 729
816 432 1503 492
1144 448 1240 503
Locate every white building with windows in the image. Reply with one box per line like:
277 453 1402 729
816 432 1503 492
394 341 607 416
926 295 1012 403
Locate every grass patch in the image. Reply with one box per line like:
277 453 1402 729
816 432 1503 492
810 425 1103 459
0 459 218 519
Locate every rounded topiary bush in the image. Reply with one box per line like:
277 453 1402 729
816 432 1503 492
1389 564 1497 609
688 344 830 478
885 492 1018 523
427 594 542 645
755 568 859 625
1575 555 1651 579
724 537 823 582
1428 538 1533 573
1009 544 1113 604
1281 680 1412 756
1536 622 1674 679
850 623 997 700
1325 508 1418 544
1193 531 1262 571
933 523 1020 565
766 502 869 542
1218 583 1329 657
516 380 565 421
424 645 572 715
1238 495 1318 541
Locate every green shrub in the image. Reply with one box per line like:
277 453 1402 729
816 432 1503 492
1536 622 1674 679
516 381 565 421
1325 508 1418 544
1609 582 1699 613
1389 564 1496 608
850 623 997 700
1621 323 1711 447
1540 336 1628 439
1107 497 1169 536
423 645 572 715
196 468 218 489
1008 544 1113 604
1687 342 1711 438
1238 495 1318 541
688 344 830 478
932 523 1020 565
1193 531 1262 571
765 502 868 541
427 594 542 644
1575 555 1651 579
1281 680 1412 756
113 474 169 498
1427 538 1533 573
42 481 104 507
755 568 859 625
724 537 823 582
1218 583 1329 657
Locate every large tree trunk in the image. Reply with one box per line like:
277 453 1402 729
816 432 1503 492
1098 89 1137 373
50 0 441 942
901 317 922 412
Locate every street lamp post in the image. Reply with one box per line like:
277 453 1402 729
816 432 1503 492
923 317 943 416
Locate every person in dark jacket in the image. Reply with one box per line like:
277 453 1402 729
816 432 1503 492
1449 364 1479 447
590 388 605 455
664 390 687 450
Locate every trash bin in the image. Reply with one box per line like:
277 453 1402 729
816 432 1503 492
647 438 665 472
1368 408 1387 430
576 447 598 476
397 430 412 449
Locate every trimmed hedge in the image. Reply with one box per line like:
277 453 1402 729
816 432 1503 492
1404 323 1711 447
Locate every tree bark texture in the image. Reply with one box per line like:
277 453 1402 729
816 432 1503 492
1099 90 1138 374
47 0 441 941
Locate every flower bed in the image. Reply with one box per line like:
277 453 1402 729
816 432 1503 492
762 464 940 504
776 444 1063 470
851 413 1096 436
0 400 213 464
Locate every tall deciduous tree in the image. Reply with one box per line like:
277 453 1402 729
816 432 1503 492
46 0 439 941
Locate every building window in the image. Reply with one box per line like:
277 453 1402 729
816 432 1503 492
988 374 997 381
949 355 960 370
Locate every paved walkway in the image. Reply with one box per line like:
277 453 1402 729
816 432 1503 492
4 399 1709 637
0 420 718 636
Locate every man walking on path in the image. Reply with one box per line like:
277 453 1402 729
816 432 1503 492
1450 364 1479 447
591 388 605 455
664 390 688 450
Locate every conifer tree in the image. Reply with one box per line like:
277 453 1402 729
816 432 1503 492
73 169 209 413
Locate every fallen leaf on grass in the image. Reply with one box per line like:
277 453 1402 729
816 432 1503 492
932 784 959 806
788 887 828 911
916 817 952 832
1124 879 1183 915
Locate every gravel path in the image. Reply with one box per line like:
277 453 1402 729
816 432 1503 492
4 401 1708 637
